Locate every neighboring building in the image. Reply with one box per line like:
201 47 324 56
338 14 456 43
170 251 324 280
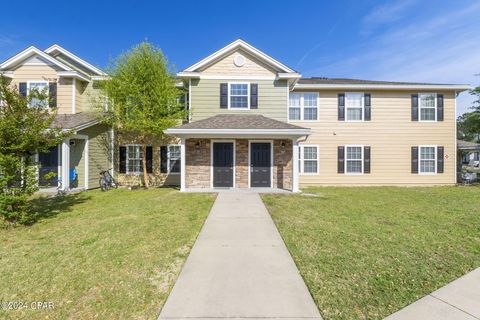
458 140 480 166
166 39 471 191
0 45 111 191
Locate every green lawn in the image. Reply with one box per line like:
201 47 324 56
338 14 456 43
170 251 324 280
0 188 215 320
262 186 480 320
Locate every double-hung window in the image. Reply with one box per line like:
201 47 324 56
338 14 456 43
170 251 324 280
28 81 48 108
419 146 436 174
127 145 142 174
288 92 319 121
299 145 319 174
229 83 249 109
345 93 364 121
419 93 436 121
346 146 363 174
168 145 181 174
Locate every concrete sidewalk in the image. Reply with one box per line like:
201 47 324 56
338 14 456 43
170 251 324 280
385 268 480 320
158 191 322 320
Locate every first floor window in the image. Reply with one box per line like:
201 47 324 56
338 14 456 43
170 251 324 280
346 146 363 173
289 92 319 121
299 145 319 174
419 146 436 173
419 93 436 121
127 145 142 173
28 81 48 108
161 145 181 174
345 93 364 121
229 83 249 108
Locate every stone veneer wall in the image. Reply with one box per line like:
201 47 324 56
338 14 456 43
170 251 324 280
273 139 293 190
235 140 249 188
185 138 211 188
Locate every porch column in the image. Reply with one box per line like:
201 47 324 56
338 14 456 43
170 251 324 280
180 138 186 192
292 139 300 192
61 139 70 191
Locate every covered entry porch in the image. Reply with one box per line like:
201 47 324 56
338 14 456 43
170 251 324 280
165 115 311 192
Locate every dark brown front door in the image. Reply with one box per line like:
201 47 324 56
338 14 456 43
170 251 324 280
213 142 234 188
250 142 271 188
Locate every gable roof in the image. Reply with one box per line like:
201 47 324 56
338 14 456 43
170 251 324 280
182 39 297 74
44 44 107 76
50 112 100 130
0 46 73 71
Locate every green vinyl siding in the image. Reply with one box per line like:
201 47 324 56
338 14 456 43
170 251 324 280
190 79 288 121
70 138 86 188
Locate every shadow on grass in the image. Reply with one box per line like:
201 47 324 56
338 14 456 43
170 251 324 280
27 193 91 225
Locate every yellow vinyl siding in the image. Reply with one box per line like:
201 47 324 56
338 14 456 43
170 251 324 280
190 79 288 121
199 49 277 76
80 81 101 112
291 90 456 185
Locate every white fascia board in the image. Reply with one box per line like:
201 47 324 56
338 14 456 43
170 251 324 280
91 75 110 81
277 72 301 79
57 71 91 82
183 39 295 73
294 83 473 91
45 44 108 76
0 46 72 71
164 128 311 137
0 71 14 78
177 71 201 78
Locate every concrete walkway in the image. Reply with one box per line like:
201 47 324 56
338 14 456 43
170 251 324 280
385 268 480 320
159 191 322 320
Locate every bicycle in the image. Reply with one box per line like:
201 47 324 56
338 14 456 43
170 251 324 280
99 169 118 191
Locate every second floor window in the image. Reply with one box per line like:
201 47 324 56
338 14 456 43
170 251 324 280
345 93 364 121
229 83 249 109
289 92 319 121
28 81 48 108
419 93 436 121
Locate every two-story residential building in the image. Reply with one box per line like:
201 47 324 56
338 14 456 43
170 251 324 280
165 39 470 191
0 45 112 191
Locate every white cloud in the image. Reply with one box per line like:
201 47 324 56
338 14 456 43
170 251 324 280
361 0 417 34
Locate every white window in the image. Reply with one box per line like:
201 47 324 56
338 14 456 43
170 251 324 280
168 145 181 174
346 146 363 174
28 81 48 108
345 93 364 121
419 93 436 121
289 92 319 121
419 146 436 174
127 145 142 174
299 145 319 174
229 83 249 109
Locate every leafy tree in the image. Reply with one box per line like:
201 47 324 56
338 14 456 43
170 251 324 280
457 85 480 142
95 42 184 188
0 77 66 225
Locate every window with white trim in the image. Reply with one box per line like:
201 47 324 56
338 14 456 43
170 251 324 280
229 83 249 108
168 145 181 174
299 145 319 174
346 146 363 174
419 146 436 173
419 93 436 121
28 81 48 108
345 93 364 121
127 145 142 174
289 92 319 121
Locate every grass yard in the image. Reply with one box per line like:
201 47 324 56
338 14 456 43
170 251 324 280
262 186 480 320
0 188 215 320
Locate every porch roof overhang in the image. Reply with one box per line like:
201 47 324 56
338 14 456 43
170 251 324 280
164 114 311 139
458 140 480 151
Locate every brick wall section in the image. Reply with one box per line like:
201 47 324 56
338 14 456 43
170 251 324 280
235 140 249 188
273 139 293 190
186 138 211 188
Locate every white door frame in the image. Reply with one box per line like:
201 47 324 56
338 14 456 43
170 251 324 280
248 140 274 188
210 140 236 188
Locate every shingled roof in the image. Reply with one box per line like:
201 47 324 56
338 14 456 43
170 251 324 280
173 114 307 130
458 140 480 150
298 77 455 86
50 112 100 130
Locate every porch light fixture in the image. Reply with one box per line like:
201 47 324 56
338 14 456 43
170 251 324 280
280 141 286 153
195 141 201 151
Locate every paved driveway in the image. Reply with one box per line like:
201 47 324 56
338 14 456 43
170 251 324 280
159 191 322 320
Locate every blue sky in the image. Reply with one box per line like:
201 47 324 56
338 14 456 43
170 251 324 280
1 0 479 115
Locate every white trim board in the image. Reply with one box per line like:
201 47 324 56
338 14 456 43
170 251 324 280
45 44 107 76
0 46 72 71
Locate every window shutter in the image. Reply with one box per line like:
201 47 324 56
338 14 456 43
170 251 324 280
146 146 153 174
220 83 228 108
19 82 27 97
437 94 444 121
364 93 371 121
49 82 57 108
338 94 345 121
437 146 444 173
364 146 371 173
337 146 345 173
411 94 418 121
411 146 418 174
160 146 168 173
250 83 258 109
119 146 127 173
